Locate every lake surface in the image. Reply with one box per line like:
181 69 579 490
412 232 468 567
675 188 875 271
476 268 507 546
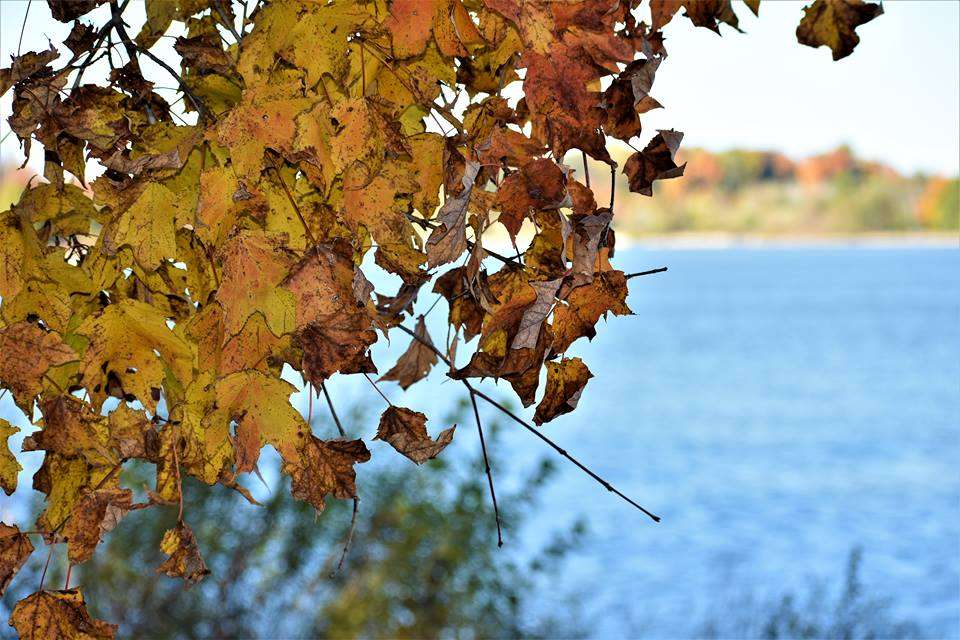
501 247 960 637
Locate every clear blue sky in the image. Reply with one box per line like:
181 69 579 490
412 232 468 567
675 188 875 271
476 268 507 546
1 0 958 175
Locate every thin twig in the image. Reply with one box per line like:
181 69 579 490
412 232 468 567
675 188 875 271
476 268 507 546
470 391 503 547
625 267 668 279
330 497 359 577
609 163 617 211
213 0 242 43
320 383 346 437
17 0 33 57
109 0 206 118
318 382 358 576
406 213 521 267
172 425 184 522
363 373 393 406
38 544 54 591
582 150 591 189
395 323 661 524
268 155 317 246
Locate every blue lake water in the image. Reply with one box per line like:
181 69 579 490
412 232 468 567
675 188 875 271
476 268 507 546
1 247 957 637
501 247 960 637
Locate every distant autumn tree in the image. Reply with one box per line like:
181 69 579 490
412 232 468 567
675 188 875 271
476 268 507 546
0 0 880 636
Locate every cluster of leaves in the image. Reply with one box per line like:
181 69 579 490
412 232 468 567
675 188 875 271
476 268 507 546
0 0 880 636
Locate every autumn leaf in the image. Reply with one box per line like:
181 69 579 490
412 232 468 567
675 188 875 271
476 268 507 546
624 130 686 196
156 522 210 586
0 322 76 415
62 488 133 564
375 406 455 465
426 160 481 268
796 0 883 60
285 436 371 512
381 316 439 390
1 523 33 595
534 357 593 425
550 271 632 357
0 421 20 496
9 588 117 639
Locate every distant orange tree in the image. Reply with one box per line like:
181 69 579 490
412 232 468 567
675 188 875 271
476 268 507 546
0 0 880 635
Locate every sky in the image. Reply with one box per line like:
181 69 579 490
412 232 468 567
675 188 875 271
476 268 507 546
0 0 958 175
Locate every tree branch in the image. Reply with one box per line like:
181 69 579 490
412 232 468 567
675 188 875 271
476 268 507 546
625 267 668 279
395 323 661 525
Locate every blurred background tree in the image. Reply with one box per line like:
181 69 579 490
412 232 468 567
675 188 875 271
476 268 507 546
2 401 587 639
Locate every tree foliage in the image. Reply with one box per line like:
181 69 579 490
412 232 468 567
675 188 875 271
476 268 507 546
0 0 880 635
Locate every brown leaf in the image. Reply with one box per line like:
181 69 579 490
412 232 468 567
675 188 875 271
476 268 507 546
285 436 371 511
534 357 593 425
603 57 662 141
623 129 686 196
512 278 561 350
156 522 210 587
375 406 455 465
796 0 883 61
380 317 439 390
550 270 632 357
1 420 21 496
47 0 108 22
297 310 378 385
0 47 59 97
0 322 76 416
426 160 480 268
62 488 133 564
1 523 33 596
650 0 682 30
9 588 116 639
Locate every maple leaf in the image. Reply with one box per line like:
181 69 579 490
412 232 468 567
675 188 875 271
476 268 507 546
381 316 439 390
375 406 456 465
285 436 371 512
206 370 306 473
9 588 117 639
214 230 297 338
495 159 569 240
76 299 194 412
624 130 686 196
0 47 59 97
156 522 210 586
534 357 593 425
0 322 76 416
62 488 133 564
603 57 662 141
796 0 883 60
387 0 483 59
550 270 632 357
1 523 33 595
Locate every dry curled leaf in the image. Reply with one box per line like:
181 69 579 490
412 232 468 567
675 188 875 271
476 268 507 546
796 0 883 60
156 522 210 587
380 316 439 390
1 523 33 596
0 420 21 496
534 357 593 425
375 406 455 465
62 488 133 564
9 588 116 639
624 130 686 196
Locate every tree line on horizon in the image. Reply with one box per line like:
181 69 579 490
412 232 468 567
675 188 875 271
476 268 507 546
595 144 959 234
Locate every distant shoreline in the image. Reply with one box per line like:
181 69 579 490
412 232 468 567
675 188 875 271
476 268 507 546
617 231 958 250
